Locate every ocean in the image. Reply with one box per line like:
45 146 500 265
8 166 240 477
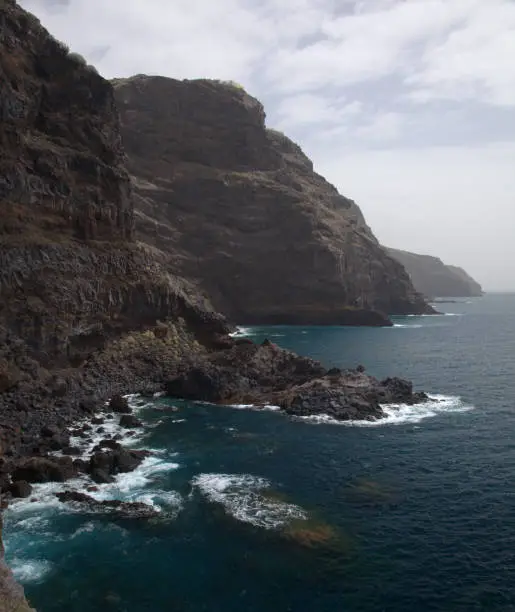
4 293 515 611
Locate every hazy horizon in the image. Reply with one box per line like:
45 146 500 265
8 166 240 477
20 0 515 291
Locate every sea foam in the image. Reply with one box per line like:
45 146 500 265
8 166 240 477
192 473 307 529
295 395 473 427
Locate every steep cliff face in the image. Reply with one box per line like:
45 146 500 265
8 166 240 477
113 75 433 325
387 248 483 299
0 1 228 456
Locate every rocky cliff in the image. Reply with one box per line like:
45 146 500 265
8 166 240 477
0 0 230 468
387 248 483 299
112 75 434 325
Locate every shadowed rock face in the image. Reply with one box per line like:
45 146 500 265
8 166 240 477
387 248 483 299
112 75 434 326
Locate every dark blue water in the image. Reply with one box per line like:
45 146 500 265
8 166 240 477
5 294 515 611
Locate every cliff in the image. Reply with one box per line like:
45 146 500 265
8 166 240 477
0 0 230 468
387 248 483 299
112 75 434 325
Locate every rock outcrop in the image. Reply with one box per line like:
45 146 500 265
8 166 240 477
112 75 434 326
165 340 427 421
387 248 483 299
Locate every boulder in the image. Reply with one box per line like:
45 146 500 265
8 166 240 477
119 415 143 429
12 456 76 483
9 481 33 499
88 448 148 476
109 395 131 414
90 469 114 484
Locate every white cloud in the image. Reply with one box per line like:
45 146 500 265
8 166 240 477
354 112 403 142
407 2 515 106
18 0 515 288
275 94 362 129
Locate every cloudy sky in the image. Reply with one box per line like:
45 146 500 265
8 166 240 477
21 0 515 290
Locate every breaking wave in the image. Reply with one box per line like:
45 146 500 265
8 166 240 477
295 395 473 427
192 473 307 529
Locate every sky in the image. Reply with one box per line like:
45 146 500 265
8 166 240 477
20 0 515 290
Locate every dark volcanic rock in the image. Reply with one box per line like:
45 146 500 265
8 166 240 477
88 448 148 476
12 456 76 483
8 480 33 499
0 0 229 468
110 395 131 414
167 342 326 404
387 248 483 299
119 415 143 428
166 345 428 422
90 469 114 484
113 75 434 326
55 491 159 518
279 372 426 421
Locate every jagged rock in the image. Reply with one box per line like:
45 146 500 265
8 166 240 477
55 491 159 518
387 248 483 299
11 456 76 483
113 76 434 326
165 344 428 421
119 415 142 429
88 448 148 476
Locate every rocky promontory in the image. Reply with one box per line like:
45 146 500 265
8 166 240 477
165 340 427 421
113 75 434 326
387 248 483 299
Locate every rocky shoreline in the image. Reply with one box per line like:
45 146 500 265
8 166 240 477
1 337 429 506
0 332 429 611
